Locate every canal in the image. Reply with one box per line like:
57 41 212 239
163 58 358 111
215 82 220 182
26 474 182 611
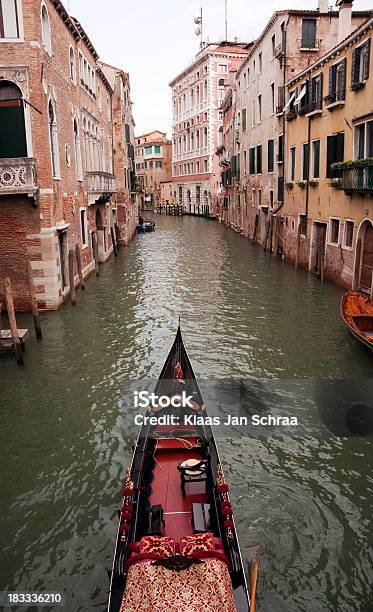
0 215 372 611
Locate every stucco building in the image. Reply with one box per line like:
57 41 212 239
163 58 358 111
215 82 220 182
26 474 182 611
219 0 370 250
0 0 137 310
284 12 373 292
135 131 172 210
170 42 249 216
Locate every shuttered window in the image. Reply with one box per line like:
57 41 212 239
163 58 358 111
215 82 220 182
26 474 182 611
312 140 320 179
256 145 262 174
351 39 371 89
302 143 309 180
249 148 255 174
278 135 284 162
268 139 274 172
242 108 247 132
301 19 316 48
328 59 347 103
326 132 344 178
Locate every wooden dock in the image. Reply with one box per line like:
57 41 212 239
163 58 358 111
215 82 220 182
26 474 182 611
0 329 29 349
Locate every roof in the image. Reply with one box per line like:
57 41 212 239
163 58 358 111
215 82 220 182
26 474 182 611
287 15 373 87
169 41 251 87
71 17 99 60
237 8 373 76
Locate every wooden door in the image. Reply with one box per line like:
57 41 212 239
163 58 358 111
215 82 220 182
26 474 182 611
360 225 373 292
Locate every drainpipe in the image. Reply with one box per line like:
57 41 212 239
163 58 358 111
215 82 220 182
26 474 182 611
305 113 312 233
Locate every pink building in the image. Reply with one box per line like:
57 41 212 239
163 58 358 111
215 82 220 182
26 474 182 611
169 42 249 216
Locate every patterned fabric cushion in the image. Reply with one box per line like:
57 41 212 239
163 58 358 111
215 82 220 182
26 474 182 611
139 536 175 558
179 532 215 556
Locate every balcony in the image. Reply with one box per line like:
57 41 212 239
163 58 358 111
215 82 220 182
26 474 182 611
332 160 373 195
0 158 37 199
324 91 345 110
300 39 320 51
305 96 323 116
86 171 117 196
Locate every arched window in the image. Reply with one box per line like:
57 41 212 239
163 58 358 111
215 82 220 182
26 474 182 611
196 85 200 105
73 119 82 179
218 78 225 86
48 100 59 177
191 132 194 151
203 190 208 203
41 4 51 55
0 80 27 158
190 88 194 108
203 80 208 101
218 126 223 147
69 47 75 82
196 130 200 150
204 126 208 147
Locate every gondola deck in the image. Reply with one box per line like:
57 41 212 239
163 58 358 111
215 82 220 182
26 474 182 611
107 327 253 612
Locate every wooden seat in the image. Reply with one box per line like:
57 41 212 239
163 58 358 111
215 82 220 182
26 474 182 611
177 458 208 497
192 503 211 533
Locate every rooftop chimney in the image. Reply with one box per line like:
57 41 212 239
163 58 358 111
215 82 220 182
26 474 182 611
336 0 354 43
318 0 329 12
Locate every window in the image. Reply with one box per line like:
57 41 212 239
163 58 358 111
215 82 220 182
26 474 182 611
0 0 20 38
243 72 247 89
154 145 161 154
299 214 307 236
204 159 208 172
252 99 255 126
270 83 275 115
326 132 344 177
48 100 59 177
259 52 262 73
80 208 88 247
289 146 296 181
312 140 320 178
256 145 262 174
41 4 51 54
328 59 346 103
73 119 82 179
329 218 340 245
258 189 262 206
355 121 373 159
269 190 274 208
0 80 27 157
218 64 227 73
271 34 276 58
301 19 316 48
302 143 309 180
149 161 153 169
253 60 256 77
204 80 207 101
155 160 162 170
249 148 255 174
310 73 323 111
351 39 371 89
243 150 247 175
258 94 262 122
344 220 354 248
252 189 256 206
268 139 274 173
144 146 152 155
242 108 247 132
278 134 284 163
196 160 200 173
69 47 75 83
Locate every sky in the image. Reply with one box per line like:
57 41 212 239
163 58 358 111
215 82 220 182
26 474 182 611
69 0 372 137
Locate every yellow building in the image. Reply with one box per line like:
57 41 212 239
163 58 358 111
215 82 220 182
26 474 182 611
284 15 373 292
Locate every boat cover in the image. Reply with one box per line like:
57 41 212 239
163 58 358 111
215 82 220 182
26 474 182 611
119 557 236 611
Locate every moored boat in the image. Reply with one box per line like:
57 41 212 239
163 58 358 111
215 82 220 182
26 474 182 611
108 326 255 611
136 221 155 233
341 290 373 353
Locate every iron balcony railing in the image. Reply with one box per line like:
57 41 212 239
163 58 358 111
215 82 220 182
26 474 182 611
0 157 37 195
85 171 117 194
335 161 373 194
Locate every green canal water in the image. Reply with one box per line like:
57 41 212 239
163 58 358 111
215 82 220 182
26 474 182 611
0 215 372 611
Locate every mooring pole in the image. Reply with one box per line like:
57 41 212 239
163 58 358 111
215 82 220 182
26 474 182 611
27 261 42 339
68 249 77 305
75 244 85 290
4 277 23 365
92 233 100 276
111 227 118 257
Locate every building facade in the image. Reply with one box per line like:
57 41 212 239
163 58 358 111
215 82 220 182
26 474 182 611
0 0 136 310
135 131 172 210
284 14 373 292
170 42 249 216
218 1 370 252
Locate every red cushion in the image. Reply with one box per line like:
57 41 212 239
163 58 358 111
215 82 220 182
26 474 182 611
180 532 215 556
139 536 175 557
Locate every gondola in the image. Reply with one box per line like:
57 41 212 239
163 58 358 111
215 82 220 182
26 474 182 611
136 221 155 233
341 290 373 353
107 326 256 612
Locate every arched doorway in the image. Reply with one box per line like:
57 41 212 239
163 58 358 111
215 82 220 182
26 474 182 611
0 80 27 158
354 220 373 293
95 206 103 230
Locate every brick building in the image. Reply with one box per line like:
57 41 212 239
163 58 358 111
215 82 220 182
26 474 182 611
135 131 172 210
0 0 137 310
284 12 373 291
170 42 249 216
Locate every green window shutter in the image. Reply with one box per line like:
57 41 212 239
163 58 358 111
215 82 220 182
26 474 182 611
242 108 247 132
363 38 370 81
351 47 359 86
336 132 344 163
154 145 161 153
268 139 274 173
329 65 335 100
0 103 27 158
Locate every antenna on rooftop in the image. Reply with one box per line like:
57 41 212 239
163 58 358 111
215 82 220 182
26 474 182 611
194 9 203 50
225 0 228 41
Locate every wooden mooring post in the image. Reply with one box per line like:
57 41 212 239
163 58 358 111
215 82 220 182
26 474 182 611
68 249 77 305
92 232 100 276
27 261 42 339
4 277 23 365
295 223 301 270
75 244 85 290
111 227 118 257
